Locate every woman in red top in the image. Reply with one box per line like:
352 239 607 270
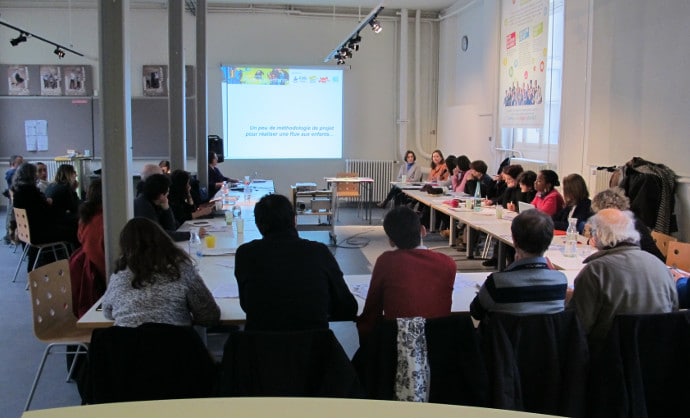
531 169 565 216
427 149 449 182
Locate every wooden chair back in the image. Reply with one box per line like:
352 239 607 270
666 241 690 272
14 207 32 245
28 259 88 343
335 172 360 198
651 230 677 258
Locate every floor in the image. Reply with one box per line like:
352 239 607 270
0 204 492 416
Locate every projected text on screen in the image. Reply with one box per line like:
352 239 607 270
221 66 343 159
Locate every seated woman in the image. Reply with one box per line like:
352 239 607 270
70 179 106 317
101 217 220 327
590 187 665 261
427 149 449 183
356 206 455 344
507 170 537 212
158 160 171 174
168 169 213 226
208 151 238 199
552 173 593 232
531 169 565 216
376 150 423 208
45 164 81 232
11 163 78 270
481 165 524 267
450 155 471 193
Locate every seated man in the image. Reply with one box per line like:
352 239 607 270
235 194 357 331
357 206 456 343
470 209 567 321
133 173 191 242
135 163 163 197
567 208 678 347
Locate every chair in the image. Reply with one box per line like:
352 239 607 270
218 328 362 398
25 259 91 412
666 240 690 272
11 207 71 284
334 172 361 221
352 314 490 406
478 310 589 417
588 312 690 417
651 230 677 258
85 323 217 404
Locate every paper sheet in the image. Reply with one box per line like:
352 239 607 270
212 282 239 298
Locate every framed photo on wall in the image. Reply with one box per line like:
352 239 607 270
63 66 86 96
143 65 167 96
7 65 30 95
40 65 62 96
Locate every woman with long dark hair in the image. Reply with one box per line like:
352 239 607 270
101 217 220 327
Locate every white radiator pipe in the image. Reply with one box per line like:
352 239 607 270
414 9 428 160
398 9 409 161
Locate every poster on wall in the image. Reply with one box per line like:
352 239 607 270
40 65 62 96
143 65 167 96
498 0 548 128
7 65 30 96
63 66 86 96
25 120 49 152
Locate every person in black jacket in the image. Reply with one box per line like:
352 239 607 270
552 173 593 232
235 194 357 331
133 173 199 242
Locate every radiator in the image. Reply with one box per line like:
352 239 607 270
508 157 550 174
588 165 616 195
344 159 396 202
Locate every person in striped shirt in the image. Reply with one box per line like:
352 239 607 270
470 209 567 320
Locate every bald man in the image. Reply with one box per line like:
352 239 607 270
567 208 677 346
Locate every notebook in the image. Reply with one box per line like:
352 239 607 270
518 201 535 213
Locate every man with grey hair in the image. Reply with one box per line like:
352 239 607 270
135 163 163 197
567 208 677 347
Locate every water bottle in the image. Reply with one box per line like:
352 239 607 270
564 217 578 257
473 182 482 212
188 228 202 262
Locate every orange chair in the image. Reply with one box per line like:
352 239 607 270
666 241 690 272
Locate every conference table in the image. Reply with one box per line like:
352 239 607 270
21 396 551 417
399 185 594 272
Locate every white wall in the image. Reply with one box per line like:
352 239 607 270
0 4 440 196
438 0 690 240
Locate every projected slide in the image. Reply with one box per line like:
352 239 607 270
221 66 343 159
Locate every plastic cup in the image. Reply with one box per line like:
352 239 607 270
225 210 234 226
235 218 244 234
496 206 504 219
400 174 407 183
204 235 216 249
215 200 222 211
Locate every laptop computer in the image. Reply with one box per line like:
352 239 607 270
518 201 535 213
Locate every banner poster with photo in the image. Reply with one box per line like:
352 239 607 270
143 65 167 96
64 66 87 96
7 65 30 95
498 0 549 128
40 65 62 96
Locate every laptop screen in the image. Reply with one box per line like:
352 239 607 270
518 201 535 213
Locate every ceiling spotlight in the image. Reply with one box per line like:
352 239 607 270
348 34 361 51
336 57 346 65
10 32 28 46
340 47 353 59
53 47 65 58
369 18 382 34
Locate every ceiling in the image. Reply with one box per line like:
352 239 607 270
205 1 460 12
